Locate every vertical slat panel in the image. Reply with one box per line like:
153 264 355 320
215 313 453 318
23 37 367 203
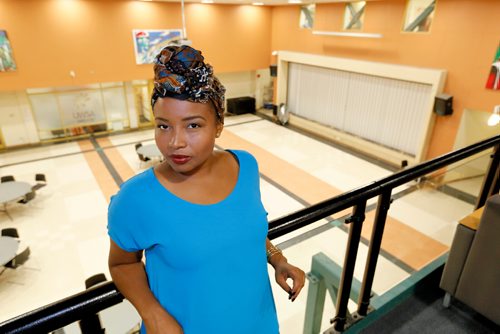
287 63 433 156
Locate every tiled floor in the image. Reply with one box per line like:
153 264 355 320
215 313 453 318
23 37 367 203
0 114 477 333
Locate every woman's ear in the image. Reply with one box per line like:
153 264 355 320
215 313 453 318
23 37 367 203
215 123 223 138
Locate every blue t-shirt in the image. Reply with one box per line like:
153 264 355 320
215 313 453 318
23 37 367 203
108 150 279 334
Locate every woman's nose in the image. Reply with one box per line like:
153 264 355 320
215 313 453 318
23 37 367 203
169 129 187 148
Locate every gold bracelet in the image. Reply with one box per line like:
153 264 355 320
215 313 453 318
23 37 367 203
266 244 282 260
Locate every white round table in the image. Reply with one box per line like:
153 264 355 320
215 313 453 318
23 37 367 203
0 236 19 266
0 181 32 204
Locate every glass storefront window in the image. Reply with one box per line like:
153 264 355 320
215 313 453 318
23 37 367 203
102 86 129 131
29 93 64 140
134 84 153 127
27 82 134 141
58 90 106 128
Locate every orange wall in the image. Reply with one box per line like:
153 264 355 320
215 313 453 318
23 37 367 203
0 0 271 90
271 0 500 159
0 0 497 159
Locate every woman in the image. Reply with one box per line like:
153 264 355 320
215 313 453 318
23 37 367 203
108 45 305 334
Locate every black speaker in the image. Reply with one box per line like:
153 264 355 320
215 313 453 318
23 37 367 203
270 65 277 77
434 93 453 116
227 97 256 115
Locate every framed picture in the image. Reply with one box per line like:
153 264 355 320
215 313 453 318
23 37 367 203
132 29 182 65
0 30 17 72
485 43 500 90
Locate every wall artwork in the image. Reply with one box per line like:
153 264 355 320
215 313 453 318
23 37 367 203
485 43 500 90
133 29 183 65
0 30 16 72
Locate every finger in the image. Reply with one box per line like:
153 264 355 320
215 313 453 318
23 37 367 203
275 273 292 295
291 284 304 302
290 270 306 301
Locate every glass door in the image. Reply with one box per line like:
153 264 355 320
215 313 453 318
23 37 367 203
132 80 154 128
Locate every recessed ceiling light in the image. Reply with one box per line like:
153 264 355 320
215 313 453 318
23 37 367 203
288 0 302 3
201 0 214 3
252 2 264 5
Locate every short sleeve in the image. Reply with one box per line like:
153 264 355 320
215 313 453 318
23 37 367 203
107 171 155 252
231 149 269 217
107 192 144 252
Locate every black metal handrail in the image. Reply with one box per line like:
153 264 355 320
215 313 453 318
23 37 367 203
1 134 498 334
0 282 123 334
268 134 500 239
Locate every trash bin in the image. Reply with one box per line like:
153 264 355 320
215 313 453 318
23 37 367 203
227 97 256 115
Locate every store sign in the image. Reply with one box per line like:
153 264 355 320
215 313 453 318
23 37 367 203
59 91 105 126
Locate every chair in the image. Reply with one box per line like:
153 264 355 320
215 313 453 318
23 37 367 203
18 190 36 204
138 152 150 162
5 246 30 269
2 227 30 269
1 228 19 238
79 273 107 334
32 173 47 191
135 143 150 167
440 194 500 325
85 273 107 289
1 175 15 183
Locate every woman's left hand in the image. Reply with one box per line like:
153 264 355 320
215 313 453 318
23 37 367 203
272 256 306 302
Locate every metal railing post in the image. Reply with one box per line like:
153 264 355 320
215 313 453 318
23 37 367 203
357 190 392 316
333 200 366 331
476 144 500 209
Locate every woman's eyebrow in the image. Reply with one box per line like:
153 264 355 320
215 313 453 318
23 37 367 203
182 115 206 121
154 115 206 122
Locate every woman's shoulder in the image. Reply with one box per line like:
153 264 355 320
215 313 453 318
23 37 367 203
114 168 155 199
225 149 258 164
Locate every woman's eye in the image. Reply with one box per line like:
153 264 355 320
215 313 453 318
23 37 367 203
157 124 169 130
188 123 201 129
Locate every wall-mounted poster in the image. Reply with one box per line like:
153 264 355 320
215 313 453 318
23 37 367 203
485 42 500 90
133 29 182 65
0 30 16 72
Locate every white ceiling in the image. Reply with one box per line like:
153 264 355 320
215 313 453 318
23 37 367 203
141 0 352 7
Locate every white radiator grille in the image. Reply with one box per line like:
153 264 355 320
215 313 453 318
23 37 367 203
287 63 433 156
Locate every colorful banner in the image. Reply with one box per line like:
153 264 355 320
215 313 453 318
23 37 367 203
0 30 16 72
485 42 500 90
133 29 182 65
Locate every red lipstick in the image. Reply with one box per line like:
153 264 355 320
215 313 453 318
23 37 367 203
170 155 191 165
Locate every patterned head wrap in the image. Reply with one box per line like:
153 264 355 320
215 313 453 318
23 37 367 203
151 45 226 124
